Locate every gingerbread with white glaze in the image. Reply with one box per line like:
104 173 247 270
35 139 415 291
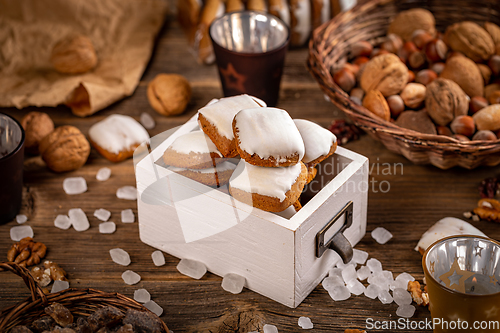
169 161 236 187
294 119 337 167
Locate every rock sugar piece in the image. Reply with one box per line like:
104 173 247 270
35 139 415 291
352 249 369 264
364 284 381 299
346 279 366 296
44 302 74 327
54 215 71 230
16 214 28 224
263 324 279 333
378 289 393 304
94 208 111 221
329 285 351 301
134 289 151 303
63 177 87 195
342 264 357 283
151 250 165 266
96 167 112 181
117 186 137 200
122 270 141 285
140 112 156 130
371 227 393 244
221 273 246 294
121 209 135 223
395 272 415 287
10 225 34 241
366 258 383 273
322 276 344 292
176 258 207 279
99 222 116 234
109 248 131 266
51 280 70 293
357 266 371 281
69 208 90 232
393 288 413 306
328 267 342 277
396 304 416 318
144 300 163 316
298 316 314 329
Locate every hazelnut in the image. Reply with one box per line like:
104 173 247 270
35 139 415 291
343 63 359 76
407 70 415 83
388 9 436 41
147 74 192 116
436 125 453 136
469 96 489 114
477 64 492 85
472 130 498 141
21 112 54 155
334 68 356 93
386 95 405 118
39 126 90 172
360 53 409 97
489 91 500 105
453 134 471 142
425 78 468 126
395 110 437 135
362 90 391 121
370 48 389 58
350 41 373 58
350 87 365 101
424 39 447 62
415 69 437 86
50 35 97 74
450 115 475 137
412 30 434 49
408 51 426 70
473 104 500 131
381 34 403 54
444 21 495 62
400 83 426 109
440 56 484 98
485 84 500 100
353 56 370 67
399 41 418 62
488 55 500 77
431 62 445 75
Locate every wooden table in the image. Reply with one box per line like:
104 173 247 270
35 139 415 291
1 11 500 333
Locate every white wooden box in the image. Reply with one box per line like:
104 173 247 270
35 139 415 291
135 115 368 308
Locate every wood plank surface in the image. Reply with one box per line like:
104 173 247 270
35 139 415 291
1 9 500 333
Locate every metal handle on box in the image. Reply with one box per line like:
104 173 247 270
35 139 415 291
316 201 354 264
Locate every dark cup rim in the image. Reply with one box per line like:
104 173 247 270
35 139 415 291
422 234 500 297
209 10 291 57
0 112 25 161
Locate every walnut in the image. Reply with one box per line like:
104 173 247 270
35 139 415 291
44 260 68 281
395 110 437 135
147 74 192 116
484 22 500 55
425 78 468 126
362 90 390 121
21 112 54 155
408 280 429 306
440 56 484 98
388 8 436 41
473 198 500 223
360 53 408 97
472 104 500 131
444 21 495 62
51 35 97 74
31 266 52 287
39 126 90 172
7 237 47 267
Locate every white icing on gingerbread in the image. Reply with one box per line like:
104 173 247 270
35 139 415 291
88 114 149 154
169 131 222 156
294 119 336 163
234 107 305 161
169 161 236 174
291 0 311 46
229 160 302 202
198 94 264 140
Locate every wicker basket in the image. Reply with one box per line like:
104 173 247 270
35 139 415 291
0 262 170 332
307 0 500 169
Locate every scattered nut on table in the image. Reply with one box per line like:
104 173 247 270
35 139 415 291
408 280 429 306
147 73 192 116
7 237 47 267
21 112 54 155
473 198 500 223
50 34 98 74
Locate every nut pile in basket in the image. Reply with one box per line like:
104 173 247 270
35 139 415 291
333 8 500 142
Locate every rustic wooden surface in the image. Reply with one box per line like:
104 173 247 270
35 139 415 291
1 11 500 333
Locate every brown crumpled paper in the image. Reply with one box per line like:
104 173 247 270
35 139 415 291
0 0 167 117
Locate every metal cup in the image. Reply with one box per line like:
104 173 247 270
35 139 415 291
0 113 25 224
423 235 500 332
209 11 290 107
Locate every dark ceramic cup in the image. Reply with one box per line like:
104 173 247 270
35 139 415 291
0 113 25 224
209 11 290 107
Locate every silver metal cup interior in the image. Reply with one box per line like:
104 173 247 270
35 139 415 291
0 114 23 159
210 11 289 53
425 236 500 295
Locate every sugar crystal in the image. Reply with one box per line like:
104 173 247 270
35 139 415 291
368 271 390 291
352 249 369 265
395 272 415 288
364 284 381 299
341 264 357 283
390 279 408 291
63 177 87 195
336 261 355 271
54 215 71 230
378 289 393 304
328 285 350 301
96 167 111 181
144 300 163 316
382 270 394 283
322 276 344 292
176 258 207 279
140 112 156 130
221 273 246 294
328 267 342 277
16 214 27 224
366 258 383 273
122 270 141 285
51 280 70 293
121 209 135 223
298 317 313 329
263 324 278 333
151 250 165 266
134 289 151 303
346 279 365 296
94 208 111 221
10 225 34 241
396 304 416 318
109 248 131 266
393 288 413 306
371 227 393 244
357 266 371 281
117 186 137 200
99 222 116 234
69 208 89 232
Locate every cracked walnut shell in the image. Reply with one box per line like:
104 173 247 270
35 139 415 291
51 35 97 74
147 74 192 116
360 53 409 97
39 126 90 172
